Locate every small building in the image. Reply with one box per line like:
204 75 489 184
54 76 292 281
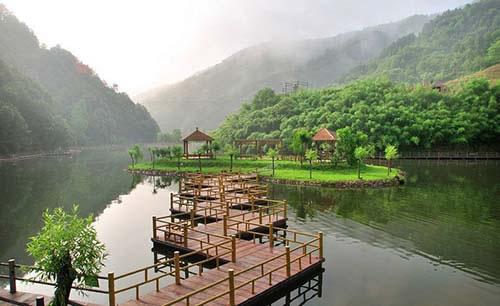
182 127 213 159
432 80 447 92
312 128 337 160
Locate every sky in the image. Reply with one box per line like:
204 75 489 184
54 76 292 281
2 0 472 96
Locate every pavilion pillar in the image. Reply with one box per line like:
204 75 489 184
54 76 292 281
184 140 189 159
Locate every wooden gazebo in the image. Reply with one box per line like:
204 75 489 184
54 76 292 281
312 128 337 160
182 127 213 159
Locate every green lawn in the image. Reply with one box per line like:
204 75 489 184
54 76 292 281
131 156 398 182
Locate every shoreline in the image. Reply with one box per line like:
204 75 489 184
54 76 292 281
0 149 81 162
127 168 406 189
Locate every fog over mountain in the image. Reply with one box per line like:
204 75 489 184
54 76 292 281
2 0 471 96
139 15 433 131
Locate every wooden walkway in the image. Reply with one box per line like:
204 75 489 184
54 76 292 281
1 172 324 306
142 173 323 306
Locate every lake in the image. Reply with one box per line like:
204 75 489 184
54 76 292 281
1 148 499 305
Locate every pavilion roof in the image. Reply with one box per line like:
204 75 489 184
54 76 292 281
182 128 214 141
312 128 337 142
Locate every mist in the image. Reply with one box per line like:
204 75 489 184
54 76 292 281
2 0 472 95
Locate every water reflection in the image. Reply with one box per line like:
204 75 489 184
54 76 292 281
270 160 500 286
1 152 499 306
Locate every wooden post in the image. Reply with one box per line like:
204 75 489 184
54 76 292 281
223 214 228 236
269 223 274 248
108 272 115 306
35 297 44 306
170 192 174 210
190 209 195 228
318 231 324 259
8 259 16 293
228 269 235 306
284 200 288 219
182 223 188 248
231 235 236 262
152 216 157 239
174 251 181 285
259 207 263 223
285 246 291 277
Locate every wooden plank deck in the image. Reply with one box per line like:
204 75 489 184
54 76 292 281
142 173 323 306
121 243 320 306
2 172 323 306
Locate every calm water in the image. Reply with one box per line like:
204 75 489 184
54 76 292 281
1 149 499 305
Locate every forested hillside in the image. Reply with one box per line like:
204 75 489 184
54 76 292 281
343 0 500 83
0 6 159 154
0 59 71 154
215 77 500 151
141 15 432 131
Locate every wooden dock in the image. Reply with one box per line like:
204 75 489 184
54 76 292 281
1 172 324 306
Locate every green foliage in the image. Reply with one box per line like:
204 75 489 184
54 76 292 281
216 78 500 153
158 147 171 159
0 59 73 154
384 144 399 174
26 206 106 306
252 88 280 109
305 149 319 161
0 9 158 153
224 144 239 172
343 0 500 83
211 142 221 158
291 128 312 164
128 145 143 167
384 145 399 161
157 129 182 143
171 145 183 169
354 145 375 179
305 149 319 178
336 127 368 166
267 148 279 176
486 39 500 65
143 15 431 132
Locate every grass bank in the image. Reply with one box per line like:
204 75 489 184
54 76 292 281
131 156 399 182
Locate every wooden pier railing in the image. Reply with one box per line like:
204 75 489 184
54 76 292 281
1 172 323 306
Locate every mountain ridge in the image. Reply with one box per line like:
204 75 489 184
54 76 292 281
140 14 433 132
0 5 159 151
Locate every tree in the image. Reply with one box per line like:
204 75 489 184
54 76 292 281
384 144 399 174
291 128 312 165
171 145 183 170
197 145 209 172
224 144 239 172
148 147 158 169
127 145 143 168
26 206 106 306
267 148 279 177
354 145 374 179
252 88 280 109
336 127 368 166
211 142 221 159
486 39 500 65
305 149 318 179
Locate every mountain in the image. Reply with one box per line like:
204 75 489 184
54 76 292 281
214 0 500 151
0 58 71 154
215 78 499 152
342 0 500 83
139 15 433 132
0 5 159 153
